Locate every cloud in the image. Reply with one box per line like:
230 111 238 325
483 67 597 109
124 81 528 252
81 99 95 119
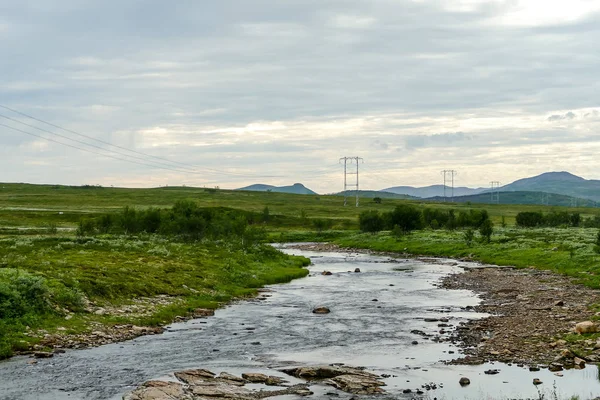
548 111 576 121
404 132 473 149
1 1 600 192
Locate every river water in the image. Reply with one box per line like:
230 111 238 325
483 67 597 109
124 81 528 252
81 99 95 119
1 246 599 400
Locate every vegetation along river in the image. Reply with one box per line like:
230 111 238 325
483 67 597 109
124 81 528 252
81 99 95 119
0 245 599 400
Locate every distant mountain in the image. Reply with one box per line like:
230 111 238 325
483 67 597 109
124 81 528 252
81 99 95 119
334 190 415 199
236 183 317 195
500 172 600 202
425 191 597 207
382 184 487 198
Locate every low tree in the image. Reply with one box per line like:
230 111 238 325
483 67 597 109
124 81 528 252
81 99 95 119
359 210 384 233
464 228 475 247
373 197 382 204
595 230 600 254
479 219 494 243
312 218 333 234
383 205 422 233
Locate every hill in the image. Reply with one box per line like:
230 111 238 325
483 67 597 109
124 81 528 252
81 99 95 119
236 183 317 195
500 172 600 202
382 184 486 198
425 191 598 207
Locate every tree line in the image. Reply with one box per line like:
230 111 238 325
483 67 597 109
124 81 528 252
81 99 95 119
359 205 492 234
515 211 582 228
77 200 267 244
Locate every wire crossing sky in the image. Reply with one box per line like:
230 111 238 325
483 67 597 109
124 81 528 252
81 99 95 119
1 0 599 192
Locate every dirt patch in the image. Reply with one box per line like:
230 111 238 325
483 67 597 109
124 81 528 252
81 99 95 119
441 267 600 367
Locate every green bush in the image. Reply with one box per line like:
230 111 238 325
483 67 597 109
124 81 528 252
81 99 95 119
383 205 422 233
76 219 96 237
359 210 384 233
479 219 494 243
464 228 475 247
312 218 333 234
516 211 582 228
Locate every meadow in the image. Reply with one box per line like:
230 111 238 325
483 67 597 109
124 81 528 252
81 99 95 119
1 182 600 359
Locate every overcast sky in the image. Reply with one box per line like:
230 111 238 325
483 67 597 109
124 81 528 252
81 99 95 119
1 0 599 193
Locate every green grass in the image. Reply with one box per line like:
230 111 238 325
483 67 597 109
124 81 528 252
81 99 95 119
0 234 309 359
333 227 600 288
2 182 599 230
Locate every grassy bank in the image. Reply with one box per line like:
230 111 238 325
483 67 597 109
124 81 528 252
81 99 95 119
0 235 309 359
330 227 600 288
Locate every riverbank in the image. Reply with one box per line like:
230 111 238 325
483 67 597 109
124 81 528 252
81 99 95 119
0 236 310 360
287 242 600 368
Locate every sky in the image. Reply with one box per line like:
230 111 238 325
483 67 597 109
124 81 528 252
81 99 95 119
1 0 599 193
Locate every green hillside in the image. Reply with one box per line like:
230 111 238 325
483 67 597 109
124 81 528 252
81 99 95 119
425 190 597 207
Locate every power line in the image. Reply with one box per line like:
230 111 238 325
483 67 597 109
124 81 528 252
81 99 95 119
0 122 218 179
0 113 203 174
0 104 197 169
0 105 285 179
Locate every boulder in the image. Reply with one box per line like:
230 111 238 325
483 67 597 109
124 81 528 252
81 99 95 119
216 372 245 386
459 377 470 386
321 271 333 276
574 357 586 368
327 374 385 395
548 363 564 372
312 307 331 314
575 321 597 334
282 365 377 380
533 378 543 385
123 381 189 400
241 373 269 383
354 268 361 273
190 383 253 399
174 369 215 385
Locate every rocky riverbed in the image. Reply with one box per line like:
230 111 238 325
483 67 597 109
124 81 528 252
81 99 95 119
441 266 600 367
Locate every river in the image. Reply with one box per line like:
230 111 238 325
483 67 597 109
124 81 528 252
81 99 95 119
0 246 599 399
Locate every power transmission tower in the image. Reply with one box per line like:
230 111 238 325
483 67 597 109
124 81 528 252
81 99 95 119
441 170 457 202
490 181 500 204
541 193 549 206
340 157 363 207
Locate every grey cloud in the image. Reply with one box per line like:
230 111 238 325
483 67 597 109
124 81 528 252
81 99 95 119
1 1 600 192
404 132 472 149
548 112 576 121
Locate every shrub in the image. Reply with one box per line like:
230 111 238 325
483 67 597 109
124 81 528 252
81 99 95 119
516 211 582 228
359 210 384 233
373 197 382 204
45 222 58 235
312 218 333 234
516 211 544 227
383 205 422 233
479 219 494 243
464 228 475 247
76 219 96 237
